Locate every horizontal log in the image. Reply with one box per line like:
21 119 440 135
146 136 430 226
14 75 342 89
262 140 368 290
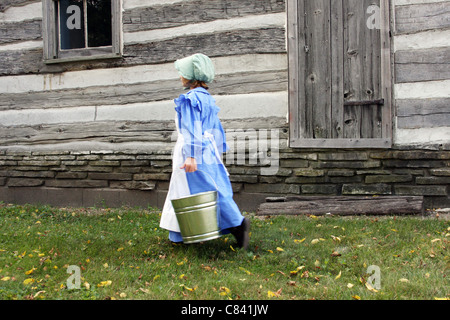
0 118 287 147
0 0 40 12
257 196 424 216
0 70 288 110
395 2 450 34
0 27 286 76
123 0 286 32
0 19 41 44
395 47 450 83
396 98 450 129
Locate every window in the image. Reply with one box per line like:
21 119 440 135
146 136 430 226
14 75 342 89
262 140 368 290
43 0 121 63
287 0 392 148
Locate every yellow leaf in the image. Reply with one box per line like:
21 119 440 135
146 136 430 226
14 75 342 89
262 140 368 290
177 261 184 266
153 275 160 281
294 238 306 243
399 278 409 283
84 282 90 290
239 267 252 275
219 286 231 296
179 274 185 279
352 295 361 300
335 271 342 280
311 239 320 245
267 288 282 298
117 247 124 252
276 247 284 252
97 280 112 287
1 276 11 281
230 245 235 252
103 263 109 268
347 283 354 289
434 297 450 300
365 281 379 293
120 292 127 298
23 278 35 285
267 249 273 254
25 268 36 275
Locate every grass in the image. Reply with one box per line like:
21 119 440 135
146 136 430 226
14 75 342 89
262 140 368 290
0 202 448 300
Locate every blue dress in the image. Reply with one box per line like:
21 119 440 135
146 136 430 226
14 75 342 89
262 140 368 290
163 87 244 243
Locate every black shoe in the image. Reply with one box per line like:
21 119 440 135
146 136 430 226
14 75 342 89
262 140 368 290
230 217 250 250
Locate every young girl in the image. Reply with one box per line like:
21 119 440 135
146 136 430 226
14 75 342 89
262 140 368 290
160 53 250 249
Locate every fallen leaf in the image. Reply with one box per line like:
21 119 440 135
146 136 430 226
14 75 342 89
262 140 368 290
294 238 306 243
276 247 284 252
335 271 342 280
219 286 231 296
23 278 35 285
97 280 112 287
434 297 450 300
331 251 341 257
287 281 297 287
311 239 320 245
1 276 11 281
398 278 409 283
431 239 441 243
352 295 361 300
347 283 354 289
239 267 252 275
25 268 36 275
365 281 379 293
230 245 235 252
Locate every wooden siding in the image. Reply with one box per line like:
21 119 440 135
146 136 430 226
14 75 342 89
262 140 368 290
0 0 288 152
393 0 450 147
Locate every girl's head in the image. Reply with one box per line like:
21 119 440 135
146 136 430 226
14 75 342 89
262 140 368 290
175 53 215 89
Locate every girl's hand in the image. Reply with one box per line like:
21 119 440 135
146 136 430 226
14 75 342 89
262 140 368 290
180 157 197 172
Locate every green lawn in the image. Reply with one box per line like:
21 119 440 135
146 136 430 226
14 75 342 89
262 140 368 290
0 202 448 300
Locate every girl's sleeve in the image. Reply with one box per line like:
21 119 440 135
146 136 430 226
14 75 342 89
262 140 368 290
175 95 203 161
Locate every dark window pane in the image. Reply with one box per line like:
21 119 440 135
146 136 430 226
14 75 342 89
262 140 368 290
87 0 112 47
59 0 85 50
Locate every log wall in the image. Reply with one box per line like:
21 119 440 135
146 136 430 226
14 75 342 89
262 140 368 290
0 0 448 210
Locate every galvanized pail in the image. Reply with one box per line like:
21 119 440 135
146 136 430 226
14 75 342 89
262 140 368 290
171 171 221 244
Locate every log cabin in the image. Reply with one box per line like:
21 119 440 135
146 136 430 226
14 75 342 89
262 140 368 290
0 0 448 212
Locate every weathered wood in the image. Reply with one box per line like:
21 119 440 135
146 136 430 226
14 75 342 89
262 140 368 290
0 70 288 110
395 47 450 83
123 0 286 32
0 0 40 12
0 118 288 147
0 19 42 44
397 97 450 129
257 196 424 216
395 2 450 34
289 0 390 148
0 27 286 76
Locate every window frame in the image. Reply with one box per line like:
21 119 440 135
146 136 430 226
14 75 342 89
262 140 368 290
43 0 122 64
287 0 393 149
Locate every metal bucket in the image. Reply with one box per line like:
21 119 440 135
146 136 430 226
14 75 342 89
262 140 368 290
171 189 221 244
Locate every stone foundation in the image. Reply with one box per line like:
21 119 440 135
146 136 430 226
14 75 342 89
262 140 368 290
0 148 448 211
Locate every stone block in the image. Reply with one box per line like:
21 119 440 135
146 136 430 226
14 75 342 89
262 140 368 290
89 160 120 167
280 159 309 168
314 161 380 169
318 152 368 161
328 170 355 177
430 168 450 176
45 180 108 188
293 169 325 177
342 184 392 195
56 172 88 179
110 181 156 190
229 175 258 183
134 173 170 181
244 183 300 194
88 173 133 181
395 185 447 196
8 178 44 187
301 185 338 194
365 175 413 184
416 177 450 185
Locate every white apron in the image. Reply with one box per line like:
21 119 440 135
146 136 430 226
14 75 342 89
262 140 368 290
159 121 228 233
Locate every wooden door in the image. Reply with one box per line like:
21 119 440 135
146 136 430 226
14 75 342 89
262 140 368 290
288 0 392 148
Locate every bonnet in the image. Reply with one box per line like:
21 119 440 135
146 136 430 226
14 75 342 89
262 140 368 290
174 53 215 83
